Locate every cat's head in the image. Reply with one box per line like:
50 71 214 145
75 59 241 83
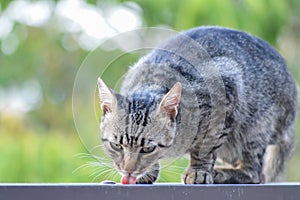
97 78 181 179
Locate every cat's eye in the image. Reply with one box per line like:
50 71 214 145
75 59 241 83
110 142 123 151
140 146 156 154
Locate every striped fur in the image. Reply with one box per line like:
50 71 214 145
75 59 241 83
98 26 297 184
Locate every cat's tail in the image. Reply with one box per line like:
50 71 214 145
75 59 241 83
263 127 295 182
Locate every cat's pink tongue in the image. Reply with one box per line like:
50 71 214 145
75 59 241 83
121 175 136 184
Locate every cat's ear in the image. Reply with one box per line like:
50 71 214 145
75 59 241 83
97 78 117 115
159 82 181 120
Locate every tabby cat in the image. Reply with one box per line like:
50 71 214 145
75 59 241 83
97 26 297 184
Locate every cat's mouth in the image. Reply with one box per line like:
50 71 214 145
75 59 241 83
115 163 155 182
121 175 136 184
119 170 140 184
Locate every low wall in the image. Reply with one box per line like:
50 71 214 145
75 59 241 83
1 183 300 200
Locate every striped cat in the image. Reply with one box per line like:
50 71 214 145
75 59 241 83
97 26 297 184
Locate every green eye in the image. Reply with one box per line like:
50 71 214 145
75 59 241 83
110 142 123 151
140 146 156 154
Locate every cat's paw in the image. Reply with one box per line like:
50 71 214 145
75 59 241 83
183 168 213 184
136 173 158 184
136 176 154 184
213 168 264 184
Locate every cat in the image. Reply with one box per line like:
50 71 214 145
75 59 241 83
97 26 297 184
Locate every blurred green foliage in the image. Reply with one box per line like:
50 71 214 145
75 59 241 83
0 0 299 183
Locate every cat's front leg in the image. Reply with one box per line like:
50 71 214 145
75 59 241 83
136 163 160 184
183 151 216 184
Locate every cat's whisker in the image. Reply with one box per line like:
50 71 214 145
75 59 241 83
89 161 114 169
73 152 109 163
103 168 119 181
92 144 105 149
92 168 115 182
72 163 93 174
89 166 106 177
90 166 112 178
92 156 113 164
90 144 106 153
86 152 107 160
73 152 112 176
104 168 118 181
111 170 121 181
74 153 114 174
84 154 113 163
73 152 96 159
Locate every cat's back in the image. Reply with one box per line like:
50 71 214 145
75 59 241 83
162 26 292 84
183 26 294 86
122 26 296 106
184 26 282 62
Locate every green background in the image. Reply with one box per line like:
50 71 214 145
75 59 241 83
0 0 299 183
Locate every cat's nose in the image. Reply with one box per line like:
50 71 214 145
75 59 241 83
123 161 135 174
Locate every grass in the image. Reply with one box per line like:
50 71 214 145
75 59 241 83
0 126 90 182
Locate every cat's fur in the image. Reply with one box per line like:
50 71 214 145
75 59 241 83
98 26 297 184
